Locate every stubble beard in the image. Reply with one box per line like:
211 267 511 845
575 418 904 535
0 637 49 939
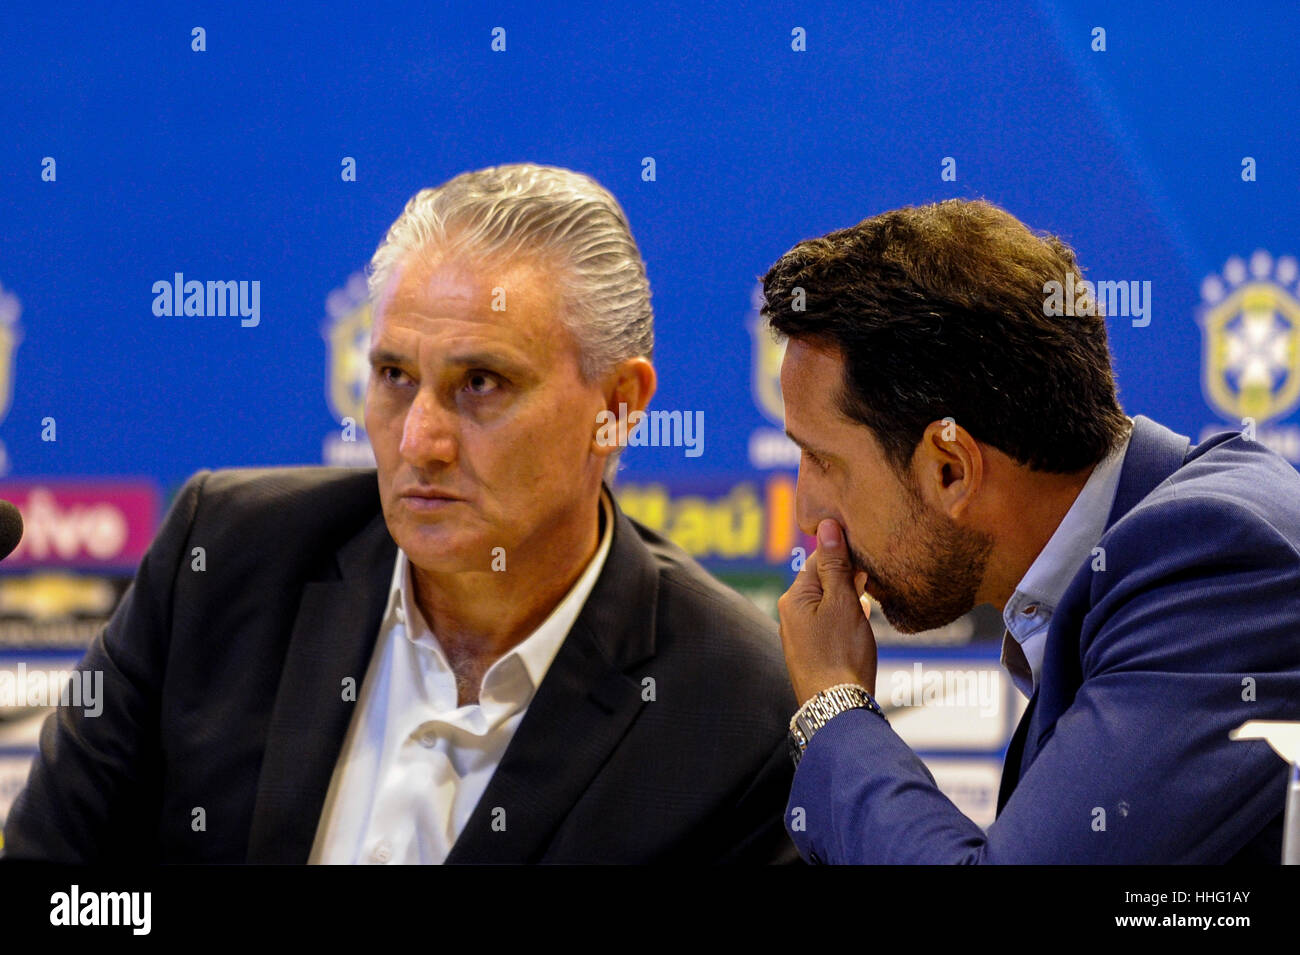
848 491 993 635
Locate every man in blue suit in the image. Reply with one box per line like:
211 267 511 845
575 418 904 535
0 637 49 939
761 198 1300 863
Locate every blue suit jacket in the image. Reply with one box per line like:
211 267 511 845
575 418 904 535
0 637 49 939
786 415 1300 863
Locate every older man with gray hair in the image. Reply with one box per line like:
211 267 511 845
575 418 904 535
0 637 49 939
3 163 798 864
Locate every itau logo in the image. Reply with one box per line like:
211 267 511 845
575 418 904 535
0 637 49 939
1197 251 1300 462
321 272 376 467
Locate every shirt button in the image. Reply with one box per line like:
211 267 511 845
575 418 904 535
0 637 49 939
419 730 438 748
371 841 393 864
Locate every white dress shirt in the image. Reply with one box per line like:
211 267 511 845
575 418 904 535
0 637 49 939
309 491 614 864
1000 424 1133 699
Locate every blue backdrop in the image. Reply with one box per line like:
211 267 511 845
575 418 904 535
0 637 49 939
2 0 1298 573
3 0 1298 839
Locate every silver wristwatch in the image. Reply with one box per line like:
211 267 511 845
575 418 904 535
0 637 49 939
788 683 885 767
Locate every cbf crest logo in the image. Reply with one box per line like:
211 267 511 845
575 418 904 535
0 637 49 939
746 281 799 469
321 272 376 467
1197 251 1300 462
0 283 23 476
749 281 785 426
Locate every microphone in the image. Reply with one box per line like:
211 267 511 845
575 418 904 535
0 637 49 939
0 499 24 561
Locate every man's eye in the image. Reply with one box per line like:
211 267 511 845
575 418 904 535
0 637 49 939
380 366 411 387
464 372 502 396
805 450 830 472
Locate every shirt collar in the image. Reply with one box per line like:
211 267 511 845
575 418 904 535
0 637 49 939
384 488 616 697
1003 422 1133 626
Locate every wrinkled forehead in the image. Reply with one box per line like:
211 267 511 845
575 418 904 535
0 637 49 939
370 247 579 365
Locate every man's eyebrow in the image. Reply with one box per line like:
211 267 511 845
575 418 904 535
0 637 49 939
785 429 829 458
367 347 529 376
442 351 528 374
367 348 406 368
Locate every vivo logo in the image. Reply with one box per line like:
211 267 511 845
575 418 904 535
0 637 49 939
12 489 129 561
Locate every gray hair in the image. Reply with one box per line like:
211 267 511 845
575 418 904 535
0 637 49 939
366 163 654 383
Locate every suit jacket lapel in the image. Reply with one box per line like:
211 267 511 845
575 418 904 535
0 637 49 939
997 691 1035 814
446 494 658 863
995 416 1192 815
246 510 396 863
1105 415 1192 529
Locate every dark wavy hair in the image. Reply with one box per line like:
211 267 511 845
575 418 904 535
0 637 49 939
761 198 1129 475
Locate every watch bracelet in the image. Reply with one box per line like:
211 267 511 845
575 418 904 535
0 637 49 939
787 683 886 766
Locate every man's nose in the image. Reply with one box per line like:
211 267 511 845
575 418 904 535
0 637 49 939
399 390 458 466
794 468 826 539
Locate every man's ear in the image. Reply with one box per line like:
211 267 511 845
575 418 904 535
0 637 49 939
591 357 657 458
912 418 983 520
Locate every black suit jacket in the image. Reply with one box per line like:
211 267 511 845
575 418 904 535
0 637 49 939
3 467 799 863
